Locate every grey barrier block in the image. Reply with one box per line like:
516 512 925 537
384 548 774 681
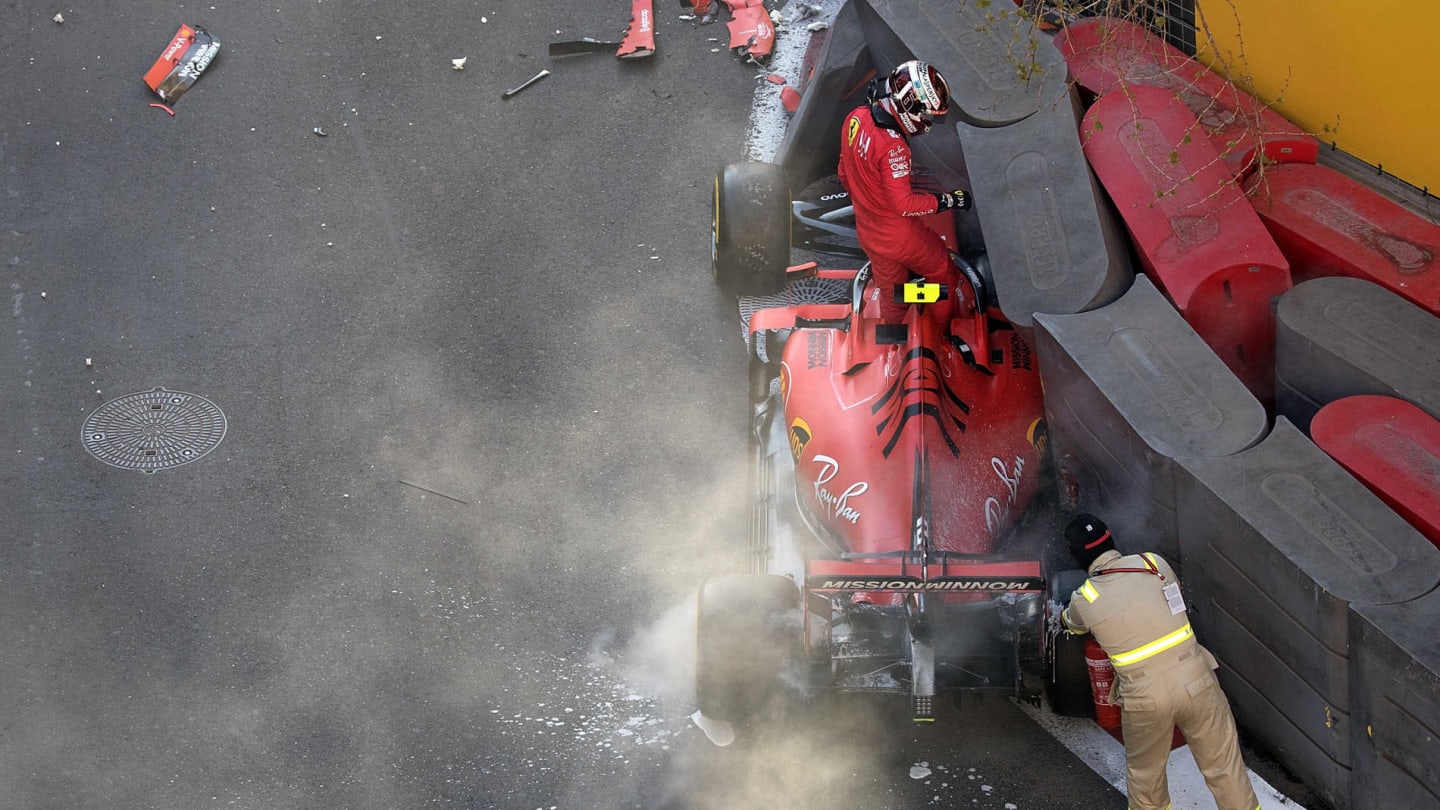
1205 623 1348 809
1177 418 1440 809
1276 276 1440 433
775 0 869 190
1034 274 1267 562
864 0 1070 128
1352 594 1440 809
958 87 1133 332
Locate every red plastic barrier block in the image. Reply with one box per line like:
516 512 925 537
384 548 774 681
1247 163 1440 316
1057 17 1316 179
1311 395 1440 548
1082 85 1291 402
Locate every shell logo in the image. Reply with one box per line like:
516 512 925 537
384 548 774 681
788 417 813 461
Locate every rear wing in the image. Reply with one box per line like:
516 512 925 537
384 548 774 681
806 557 1043 594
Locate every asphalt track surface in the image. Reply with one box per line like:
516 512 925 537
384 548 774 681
0 3 1297 809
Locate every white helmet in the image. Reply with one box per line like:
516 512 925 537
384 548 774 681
884 60 950 136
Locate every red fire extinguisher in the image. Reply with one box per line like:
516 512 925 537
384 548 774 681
1084 637 1122 733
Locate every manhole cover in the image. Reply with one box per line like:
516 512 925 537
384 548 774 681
82 387 228 473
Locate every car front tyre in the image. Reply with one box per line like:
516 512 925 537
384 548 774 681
712 162 791 298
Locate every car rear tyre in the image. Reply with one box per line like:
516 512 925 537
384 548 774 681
695 574 800 723
713 162 791 297
1046 568 1096 718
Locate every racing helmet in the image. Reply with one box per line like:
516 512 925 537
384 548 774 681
883 60 950 136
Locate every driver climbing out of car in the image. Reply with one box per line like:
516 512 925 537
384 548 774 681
837 59 973 326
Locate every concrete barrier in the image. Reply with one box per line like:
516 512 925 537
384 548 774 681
1275 276 1440 432
865 0 1068 128
773 0 870 191
1177 418 1440 809
1034 274 1267 562
1351 592 1440 809
957 86 1133 333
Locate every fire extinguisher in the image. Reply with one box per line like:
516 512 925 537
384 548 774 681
1084 637 1122 733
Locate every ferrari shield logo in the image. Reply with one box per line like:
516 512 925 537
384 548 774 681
847 116 861 146
902 281 942 304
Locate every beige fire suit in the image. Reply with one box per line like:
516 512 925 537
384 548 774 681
1061 549 1259 810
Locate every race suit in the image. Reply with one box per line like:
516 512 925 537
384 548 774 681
837 103 959 325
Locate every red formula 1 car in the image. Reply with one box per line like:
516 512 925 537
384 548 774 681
699 156 1090 723
694 0 1103 727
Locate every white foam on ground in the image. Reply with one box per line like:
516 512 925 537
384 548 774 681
689 710 736 747
743 1 846 163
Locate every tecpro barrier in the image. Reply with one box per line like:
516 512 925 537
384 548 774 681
1081 84 1292 404
1248 162 1440 318
1311 395 1440 548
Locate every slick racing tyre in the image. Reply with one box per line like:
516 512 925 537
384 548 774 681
1048 629 1094 718
712 162 791 297
695 574 800 723
1046 568 1095 718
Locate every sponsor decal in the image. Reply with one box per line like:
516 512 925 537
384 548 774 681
161 34 189 61
779 363 791 405
983 455 1026 534
1027 419 1049 456
917 72 935 108
788 417 812 461
886 147 910 176
902 281 941 304
809 577 1043 592
144 25 221 104
812 454 867 524
847 116 861 147
819 192 849 202
806 331 829 369
639 8 652 32
178 39 220 81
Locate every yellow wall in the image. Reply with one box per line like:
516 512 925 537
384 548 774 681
1194 0 1440 194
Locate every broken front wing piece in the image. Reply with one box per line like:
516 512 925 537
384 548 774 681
618 0 657 58
143 24 220 104
686 0 776 63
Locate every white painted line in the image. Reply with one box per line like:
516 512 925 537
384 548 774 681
1020 702 1309 809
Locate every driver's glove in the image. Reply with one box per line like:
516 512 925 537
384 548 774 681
935 189 972 211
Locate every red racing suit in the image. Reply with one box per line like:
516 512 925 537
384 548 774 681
837 103 958 324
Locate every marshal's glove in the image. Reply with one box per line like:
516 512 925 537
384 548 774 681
935 189 972 211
